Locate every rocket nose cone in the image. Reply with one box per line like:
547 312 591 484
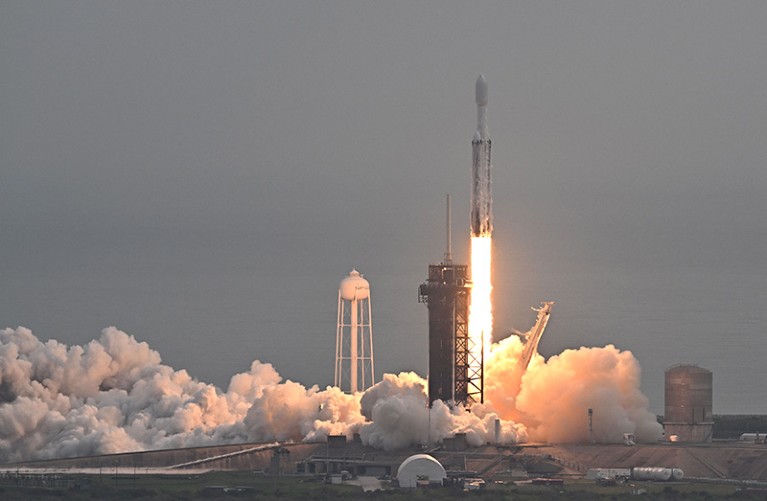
476 75 488 106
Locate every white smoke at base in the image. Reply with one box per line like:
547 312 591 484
0 325 662 462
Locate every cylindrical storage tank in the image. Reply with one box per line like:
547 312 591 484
739 433 767 442
670 468 685 481
632 467 673 482
665 365 713 424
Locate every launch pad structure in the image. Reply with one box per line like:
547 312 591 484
419 195 483 407
419 263 482 407
418 76 496 409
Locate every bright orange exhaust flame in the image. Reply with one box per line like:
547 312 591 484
469 235 493 364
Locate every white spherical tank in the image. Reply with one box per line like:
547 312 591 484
339 269 370 301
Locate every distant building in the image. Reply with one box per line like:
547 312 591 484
664 364 713 442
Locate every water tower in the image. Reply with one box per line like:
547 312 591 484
334 269 375 393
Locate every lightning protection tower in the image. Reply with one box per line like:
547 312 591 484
335 269 375 393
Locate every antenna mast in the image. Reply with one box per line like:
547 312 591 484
444 194 452 264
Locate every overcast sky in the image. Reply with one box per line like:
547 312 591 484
2 1 765 414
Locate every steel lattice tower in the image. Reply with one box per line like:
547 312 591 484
419 263 477 406
419 195 481 407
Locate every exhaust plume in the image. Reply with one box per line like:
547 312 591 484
0 325 661 463
485 335 662 443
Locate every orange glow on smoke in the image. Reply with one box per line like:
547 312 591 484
469 235 493 364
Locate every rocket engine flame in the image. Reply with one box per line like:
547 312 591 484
469 75 493 397
469 235 493 364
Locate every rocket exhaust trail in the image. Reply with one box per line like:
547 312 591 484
469 75 493 387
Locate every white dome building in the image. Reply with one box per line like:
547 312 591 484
396 454 446 488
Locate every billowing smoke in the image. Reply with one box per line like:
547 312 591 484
0 325 661 463
484 336 662 443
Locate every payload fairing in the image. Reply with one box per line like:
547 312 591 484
471 75 492 237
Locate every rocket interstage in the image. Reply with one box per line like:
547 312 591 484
471 74 492 237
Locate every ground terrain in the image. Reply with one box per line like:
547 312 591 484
3 441 767 499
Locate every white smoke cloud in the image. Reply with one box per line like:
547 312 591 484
0 325 661 463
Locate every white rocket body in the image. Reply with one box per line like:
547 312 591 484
471 75 492 237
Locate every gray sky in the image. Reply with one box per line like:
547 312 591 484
2 1 766 414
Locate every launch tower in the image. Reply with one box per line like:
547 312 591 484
335 269 375 393
419 263 474 406
419 196 480 406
